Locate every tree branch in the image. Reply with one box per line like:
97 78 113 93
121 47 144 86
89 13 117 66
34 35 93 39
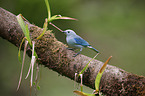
0 7 145 95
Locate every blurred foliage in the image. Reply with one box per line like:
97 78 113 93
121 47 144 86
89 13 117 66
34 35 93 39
0 0 145 96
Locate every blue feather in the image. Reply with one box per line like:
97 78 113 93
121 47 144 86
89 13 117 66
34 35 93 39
74 37 90 47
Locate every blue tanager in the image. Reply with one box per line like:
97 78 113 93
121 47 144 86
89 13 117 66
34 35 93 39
63 29 99 57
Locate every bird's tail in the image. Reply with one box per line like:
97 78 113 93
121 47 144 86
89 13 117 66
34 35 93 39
87 46 99 53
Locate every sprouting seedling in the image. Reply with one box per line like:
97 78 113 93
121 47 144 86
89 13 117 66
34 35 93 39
94 56 112 94
16 14 38 91
36 0 77 39
74 56 112 96
74 53 99 92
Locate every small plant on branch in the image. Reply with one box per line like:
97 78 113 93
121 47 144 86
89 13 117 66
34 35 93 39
74 56 112 96
37 0 77 39
16 0 77 92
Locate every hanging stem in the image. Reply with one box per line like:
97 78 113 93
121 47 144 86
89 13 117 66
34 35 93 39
49 22 63 32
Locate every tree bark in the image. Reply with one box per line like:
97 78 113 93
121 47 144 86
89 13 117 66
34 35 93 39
0 7 145 95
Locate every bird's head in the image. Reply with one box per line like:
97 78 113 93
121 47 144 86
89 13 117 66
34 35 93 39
63 29 77 36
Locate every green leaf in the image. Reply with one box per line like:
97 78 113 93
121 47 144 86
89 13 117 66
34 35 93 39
37 85 40 90
33 51 38 58
74 91 95 96
16 14 32 46
45 0 51 19
48 15 77 22
79 53 99 75
17 14 26 34
48 15 57 22
95 56 112 92
55 16 78 20
33 82 36 85
25 24 32 46
37 18 48 39
18 37 26 63
33 82 40 90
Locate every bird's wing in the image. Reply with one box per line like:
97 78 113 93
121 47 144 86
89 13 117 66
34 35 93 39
74 37 90 47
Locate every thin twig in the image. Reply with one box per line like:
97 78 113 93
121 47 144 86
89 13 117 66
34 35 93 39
49 22 63 32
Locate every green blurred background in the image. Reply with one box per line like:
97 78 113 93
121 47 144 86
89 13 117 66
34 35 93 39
0 0 145 96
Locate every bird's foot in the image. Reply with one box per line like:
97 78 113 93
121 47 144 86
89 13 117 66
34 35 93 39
67 48 75 51
73 52 80 57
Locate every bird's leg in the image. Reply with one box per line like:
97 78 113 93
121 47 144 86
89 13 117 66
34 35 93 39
67 48 76 52
73 48 82 57
67 48 74 50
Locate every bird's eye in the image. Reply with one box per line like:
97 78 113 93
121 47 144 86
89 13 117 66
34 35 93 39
68 31 70 33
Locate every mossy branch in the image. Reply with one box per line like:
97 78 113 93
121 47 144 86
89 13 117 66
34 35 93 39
0 7 145 95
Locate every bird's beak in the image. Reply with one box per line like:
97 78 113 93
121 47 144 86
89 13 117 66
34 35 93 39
62 31 66 33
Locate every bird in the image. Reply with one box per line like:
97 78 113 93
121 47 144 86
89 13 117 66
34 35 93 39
63 29 99 57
